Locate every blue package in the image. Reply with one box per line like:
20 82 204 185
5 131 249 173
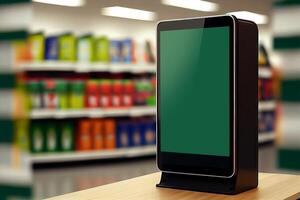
141 120 156 145
110 40 121 62
129 121 142 146
45 36 58 60
121 39 133 63
116 121 130 148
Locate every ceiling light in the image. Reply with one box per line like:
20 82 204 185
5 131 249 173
32 0 85 7
101 6 156 21
161 0 218 12
228 11 268 24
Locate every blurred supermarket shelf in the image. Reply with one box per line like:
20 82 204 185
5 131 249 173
17 61 156 73
30 106 156 119
259 132 275 144
259 67 272 79
259 100 276 111
30 145 156 164
0 166 32 185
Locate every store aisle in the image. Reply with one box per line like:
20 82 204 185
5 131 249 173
32 144 299 199
33 157 158 199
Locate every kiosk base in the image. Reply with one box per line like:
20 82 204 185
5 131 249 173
157 172 256 195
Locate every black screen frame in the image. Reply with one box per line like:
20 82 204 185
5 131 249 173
157 15 237 177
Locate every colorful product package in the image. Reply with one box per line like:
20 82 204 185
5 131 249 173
85 80 100 108
15 119 29 151
123 80 134 107
99 79 112 108
29 33 45 61
110 40 121 62
60 121 74 151
45 123 59 152
95 36 109 62
141 120 156 145
26 80 43 109
77 34 95 62
45 36 58 60
91 119 104 150
70 80 85 108
56 80 69 109
129 121 142 146
43 79 58 109
58 33 76 61
116 121 130 148
121 39 133 63
112 80 123 107
30 121 45 153
104 119 116 149
77 119 92 151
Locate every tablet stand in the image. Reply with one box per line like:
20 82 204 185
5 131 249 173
156 17 258 195
157 171 256 195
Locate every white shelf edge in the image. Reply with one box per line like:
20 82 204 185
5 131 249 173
0 166 32 186
30 145 156 164
259 132 275 143
17 61 156 73
259 100 276 111
259 67 272 79
30 106 156 119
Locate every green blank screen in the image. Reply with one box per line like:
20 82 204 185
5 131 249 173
160 26 230 157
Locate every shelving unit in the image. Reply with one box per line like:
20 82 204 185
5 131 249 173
259 100 276 111
258 132 275 143
30 106 156 119
18 62 156 73
30 145 156 164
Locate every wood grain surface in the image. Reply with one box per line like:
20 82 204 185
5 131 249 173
46 172 300 200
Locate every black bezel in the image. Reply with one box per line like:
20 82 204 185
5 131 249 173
157 15 237 177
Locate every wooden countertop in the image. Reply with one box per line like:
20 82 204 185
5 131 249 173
46 172 300 200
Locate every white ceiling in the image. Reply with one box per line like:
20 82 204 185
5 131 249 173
33 0 274 25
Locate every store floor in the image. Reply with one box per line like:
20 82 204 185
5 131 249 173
33 144 300 199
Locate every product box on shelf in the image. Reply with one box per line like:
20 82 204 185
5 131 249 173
104 119 116 149
95 36 110 62
121 39 133 63
91 119 105 150
30 121 45 153
58 33 77 61
29 33 45 61
77 119 93 151
60 121 74 151
77 34 95 62
110 40 122 62
45 36 59 60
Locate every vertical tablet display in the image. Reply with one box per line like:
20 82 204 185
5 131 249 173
160 26 230 157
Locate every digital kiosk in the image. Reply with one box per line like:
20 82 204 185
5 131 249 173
156 15 258 194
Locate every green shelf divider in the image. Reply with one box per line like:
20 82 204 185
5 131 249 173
0 74 16 89
0 30 27 41
0 184 32 200
278 148 300 170
281 79 300 102
0 0 30 5
274 35 300 50
0 119 14 143
274 0 300 7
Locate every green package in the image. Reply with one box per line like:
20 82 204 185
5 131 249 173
15 119 29 151
29 33 45 61
59 33 77 61
77 34 95 62
30 121 45 153
56 80 69 109
26 81 42 109
70 80 85 108
45 123 58 152
60 122 74 151
95 36 109 62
